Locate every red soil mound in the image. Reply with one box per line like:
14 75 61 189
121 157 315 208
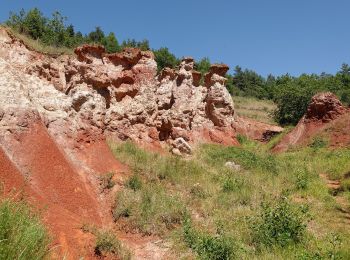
273 92 350 152
0 121 112 259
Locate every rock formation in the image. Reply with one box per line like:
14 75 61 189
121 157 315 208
0 27 243 156
305 92 346 122
273 92 350 152
0 27 283 258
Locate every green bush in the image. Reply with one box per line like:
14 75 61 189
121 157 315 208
95 229 131 259
0 199 50 260
113 184 187 235
295 169 310 190
99 172 115 191
222 177 244 193
153 47 180 72
309 136 328 149
183 220 238 260
126 175 142 191
251 197 308 248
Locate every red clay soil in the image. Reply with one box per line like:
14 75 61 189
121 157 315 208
234 116 283 142
0 147 30 196
0 122 108 259
273 112 350 152
75 140 127 175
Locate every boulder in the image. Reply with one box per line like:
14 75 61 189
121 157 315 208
305 92 346 122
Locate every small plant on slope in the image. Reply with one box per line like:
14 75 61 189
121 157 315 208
0 198 50 260
251 196 309 249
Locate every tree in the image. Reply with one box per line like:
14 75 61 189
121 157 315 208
88 26 105 44
22 8 46 39
195 57 211 75
232 66 266 98
43 11 67 46
103 32 120 53
153 47 179 72
121 39 150 51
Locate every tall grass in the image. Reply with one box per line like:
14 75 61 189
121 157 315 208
0 199 50 260
109 140 350 259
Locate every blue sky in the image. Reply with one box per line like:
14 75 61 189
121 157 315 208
1 0 349 76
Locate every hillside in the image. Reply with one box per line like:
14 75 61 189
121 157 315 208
0 22 350 260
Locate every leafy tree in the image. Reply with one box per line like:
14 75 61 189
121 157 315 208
103 32 120 53
195 57 211 75
22 8 46 39
153 47 179 72
232 66 266 98
42 11 67 46
88 26 105 44
121 39 150 51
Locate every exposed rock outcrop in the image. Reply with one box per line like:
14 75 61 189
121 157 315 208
273 92 350 152
305 92 346 122
0 27 284 258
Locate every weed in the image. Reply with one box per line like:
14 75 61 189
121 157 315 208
190 183 207 199
309 136 328 149
183 219 238 260
126 175 142 191
340 178 350 191
113 184 187 235
295 169 309 190
222 177 244 193
0 199 50 260
99 172 115 191
95 229 131 259
251 196 308 248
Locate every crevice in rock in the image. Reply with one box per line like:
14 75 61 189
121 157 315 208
96 88 111 109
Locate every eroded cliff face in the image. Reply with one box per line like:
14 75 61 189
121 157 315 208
0 27 283 258
0 27 241 158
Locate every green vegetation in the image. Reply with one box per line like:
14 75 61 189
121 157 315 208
109 141 350 259
98 172 116 191
183 219 238 260
95 229 131 259
232 96 277 124
0 199 50 259
251 196 309 248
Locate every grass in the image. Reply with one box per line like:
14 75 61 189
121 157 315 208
3 26 74 56
232 96 277 124
109 140 350 259
0 198 50 260
94 229 131 259
98 172 116 191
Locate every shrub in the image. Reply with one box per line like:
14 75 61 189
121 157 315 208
113 184 187 235
0 199 50 259
309 136 328 149
273 83 315 125
183 219 238 260
295 169 309 190
126 175 142 191
153 47 179 72
95 229 131 259
99 172 115 191
251 197 308 248
222 177 244 193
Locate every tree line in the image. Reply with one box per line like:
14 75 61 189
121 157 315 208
4 8 350 125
